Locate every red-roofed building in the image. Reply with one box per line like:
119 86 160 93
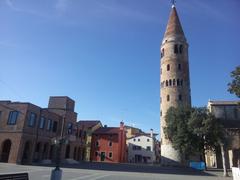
90 122 127 163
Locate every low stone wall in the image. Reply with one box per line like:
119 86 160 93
232 167 240 180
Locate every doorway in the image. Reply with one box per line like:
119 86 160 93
1 139 11 162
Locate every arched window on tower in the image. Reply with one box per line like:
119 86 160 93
169 79 172 86
167 95 170 102
174 44 178 54
161 48 165 58
179 45 183 54
173 79 176 86
167 64 170 71
177 79 180 86
166 80 168 87
178 64 181 70
178 94 182 101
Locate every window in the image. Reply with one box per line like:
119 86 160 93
173 79 176 86
67 123 73 134
166 80 168 87
178 64 181 70
133 138 136 142
133 145 141 150
180 79 183 86
147 139 150 142
47 119 53 131
169 79 172 86
79 130 82 138
138 139 140 142
0 111 2 121
28 112 36 127
83 131 87 139
167 95 170 102
179 95 182 101
167 64 170 71
161 48 165 58
7 111 19 125
96 141 99 147
146 146 151 151
109 152 113 158
179 45 183 54
53 121 58 132
39 117 45 129
177 79 180 86
95 151 98 157
160 111 162 117
174 44 178 54
109 141 112 147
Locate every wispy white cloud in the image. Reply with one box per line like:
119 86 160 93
4 0 53 19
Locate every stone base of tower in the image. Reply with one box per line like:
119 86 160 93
161 144 182 166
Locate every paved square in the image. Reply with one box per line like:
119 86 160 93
0 163 232 180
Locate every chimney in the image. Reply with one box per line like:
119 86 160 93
120 121 124 130
150 129 153 138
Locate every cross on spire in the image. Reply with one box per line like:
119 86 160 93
171 0 176 7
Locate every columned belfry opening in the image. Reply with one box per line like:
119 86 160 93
160 3 191 165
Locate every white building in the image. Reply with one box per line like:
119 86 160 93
127 131 156 163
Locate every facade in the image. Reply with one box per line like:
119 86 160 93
90 122 127 163
125 125 143 139
127 130 156 163
77 120 102 161
206 100 240 168
0 96 83 164
160 4 191 165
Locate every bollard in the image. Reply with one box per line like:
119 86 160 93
50 168 62 180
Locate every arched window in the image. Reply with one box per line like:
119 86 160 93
180 79 183 86
161 48 165 58
166 80 168 86
169 79 172 86
178 64 181 70
179 45 183 54
173 79 176 86
178 94 182 101
177 79 180 86
174 44 178 54
167 95 170 102
167 64 170 71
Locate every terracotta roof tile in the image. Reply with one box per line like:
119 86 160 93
93 127 119 134
164 7 185 38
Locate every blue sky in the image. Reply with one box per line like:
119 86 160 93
0 0 239 136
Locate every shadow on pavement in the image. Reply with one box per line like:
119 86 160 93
38 162 216 176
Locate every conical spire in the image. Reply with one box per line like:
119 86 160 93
164 6 185 38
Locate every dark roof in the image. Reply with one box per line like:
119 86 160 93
208 100 239 106
77 120 102 129
93 127 119 135
127 133 158 139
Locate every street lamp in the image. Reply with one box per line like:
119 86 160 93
50 116 66 180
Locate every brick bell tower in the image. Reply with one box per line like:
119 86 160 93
160 3 191 165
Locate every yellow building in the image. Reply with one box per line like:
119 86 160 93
77 120 102 161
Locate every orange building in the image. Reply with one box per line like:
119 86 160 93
90 122 127 163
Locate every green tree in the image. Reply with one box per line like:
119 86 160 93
228 66 240 98
164 106 228 176
164 107 202 163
